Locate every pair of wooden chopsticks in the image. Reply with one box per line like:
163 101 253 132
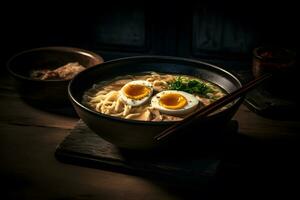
154 73 272 141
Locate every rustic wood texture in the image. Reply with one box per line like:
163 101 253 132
1 71 300 199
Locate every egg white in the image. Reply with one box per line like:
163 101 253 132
120 80 153 106
151 90 199 115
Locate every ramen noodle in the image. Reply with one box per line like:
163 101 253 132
82 72 227 122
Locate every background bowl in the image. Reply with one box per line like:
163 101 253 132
7 46 104 106
252 46 296 98
69 56 243 150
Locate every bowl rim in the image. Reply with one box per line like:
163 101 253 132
253 46 296 62
68 55 243 126
6 46 104 83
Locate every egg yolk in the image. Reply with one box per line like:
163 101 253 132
124 84 151 100
159 93 187 110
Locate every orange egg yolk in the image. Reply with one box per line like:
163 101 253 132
123 84 151 100
159 93 187 110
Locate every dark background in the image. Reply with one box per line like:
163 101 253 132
1 1 298 71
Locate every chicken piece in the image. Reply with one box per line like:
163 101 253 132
30 62 85 80
54 62 85 80
41 71 60 80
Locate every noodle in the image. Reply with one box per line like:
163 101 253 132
83 72 227 121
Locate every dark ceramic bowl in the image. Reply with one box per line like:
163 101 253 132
7 46 104 106
69 56 243 150
252 47 297 98
252 47 296 78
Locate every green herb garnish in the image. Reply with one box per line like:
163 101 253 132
168 76 213 97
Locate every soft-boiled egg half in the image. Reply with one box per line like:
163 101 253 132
151 90 199 115
120 80 153 106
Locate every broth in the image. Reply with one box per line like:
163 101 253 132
83 72 228 121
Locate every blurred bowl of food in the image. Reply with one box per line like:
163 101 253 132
7 46 104 106
252 46 296 97
253 47 296 78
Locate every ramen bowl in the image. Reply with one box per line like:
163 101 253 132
68 56 243 150
7 46 104 106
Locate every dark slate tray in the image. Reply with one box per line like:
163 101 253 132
55 120 238 182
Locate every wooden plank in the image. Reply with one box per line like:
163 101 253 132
234 105 300 139
0 123 200 200
0 94 77 130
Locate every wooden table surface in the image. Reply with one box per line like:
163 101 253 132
1 71 300 199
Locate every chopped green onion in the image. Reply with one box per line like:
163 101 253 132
168 76 214 97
